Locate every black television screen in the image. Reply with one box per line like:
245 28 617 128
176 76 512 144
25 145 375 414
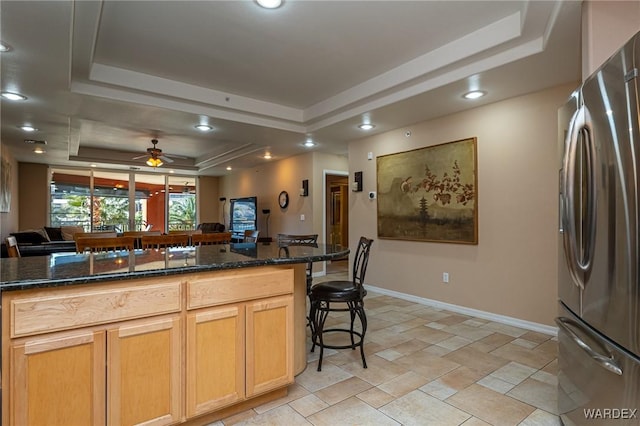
230 196 257 235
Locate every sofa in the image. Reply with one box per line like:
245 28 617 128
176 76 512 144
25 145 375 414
196 222 225 233
4 226 81 257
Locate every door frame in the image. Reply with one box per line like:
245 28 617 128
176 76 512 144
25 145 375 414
321 169 349 277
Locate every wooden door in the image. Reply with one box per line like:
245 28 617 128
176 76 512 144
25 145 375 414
186 305 245 417
10 330 106 426
107 316 181 426
245 295 294 397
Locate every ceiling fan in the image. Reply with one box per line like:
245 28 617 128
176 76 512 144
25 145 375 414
133 139 186 167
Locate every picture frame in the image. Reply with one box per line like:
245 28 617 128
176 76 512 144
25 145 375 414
376 137 478 244
0 154 12 213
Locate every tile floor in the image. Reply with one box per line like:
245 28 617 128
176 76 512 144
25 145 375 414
212 271 560 426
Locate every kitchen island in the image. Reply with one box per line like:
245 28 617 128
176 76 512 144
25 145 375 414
0 242 348 426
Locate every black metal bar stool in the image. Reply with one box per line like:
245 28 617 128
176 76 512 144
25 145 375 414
309 236 374 371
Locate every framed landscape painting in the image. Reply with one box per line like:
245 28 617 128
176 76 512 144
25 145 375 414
376 137 478 244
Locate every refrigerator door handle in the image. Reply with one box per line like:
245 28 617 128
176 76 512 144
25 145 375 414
556 317 623 376
561 105 597 289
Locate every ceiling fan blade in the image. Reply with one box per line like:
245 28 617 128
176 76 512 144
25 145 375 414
163 153 188 160
132 154 148 160
159 155 174 163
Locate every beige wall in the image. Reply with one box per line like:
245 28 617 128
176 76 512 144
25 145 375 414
582 0 640 77
18 163 49 230
197 175 221 225
219 152 347 241
348 83 576 326
0 145 20 239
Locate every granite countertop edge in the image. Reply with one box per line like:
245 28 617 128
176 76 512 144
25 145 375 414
0 250 349 292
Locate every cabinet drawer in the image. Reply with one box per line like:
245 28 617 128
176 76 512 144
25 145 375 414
187 267 293 309
11 281 181 338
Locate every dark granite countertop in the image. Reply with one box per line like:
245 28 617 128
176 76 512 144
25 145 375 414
0 243 349 292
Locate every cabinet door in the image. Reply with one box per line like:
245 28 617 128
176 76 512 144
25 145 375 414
186 305 245 417
245 295 294 397
10 330 106 426
107 316 181 426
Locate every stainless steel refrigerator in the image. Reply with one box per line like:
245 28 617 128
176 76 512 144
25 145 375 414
558 32 640 425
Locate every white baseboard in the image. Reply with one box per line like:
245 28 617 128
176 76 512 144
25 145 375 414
365 284 558 337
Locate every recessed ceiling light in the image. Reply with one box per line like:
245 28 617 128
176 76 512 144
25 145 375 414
263 153 272 160
358 123 375 130
169 170 175 173
195 124 213 131
2 91 27 101
304 139 315 147
226 166 232 171
0 42 11 52
90 164 97 167
463 90 486 100
256 0 282 9
19 125 37 132
33 147 45 154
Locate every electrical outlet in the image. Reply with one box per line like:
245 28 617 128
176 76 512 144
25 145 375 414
442 272 449 283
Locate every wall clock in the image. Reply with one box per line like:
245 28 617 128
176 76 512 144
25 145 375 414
278 190 289 209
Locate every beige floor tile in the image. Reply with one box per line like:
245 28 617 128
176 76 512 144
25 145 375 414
220 409 257 426
437 366 486 390
482 321 528 338
295 362 353 392
340 357 407 386
541 359 558 376
396 349 461 380
535 340 558 357
356 387 396 408
426 321 448 330
368 328 414 347
419 380 458 400
288 394 329 417
314 376 373 405
513 338 541 349
412 309 453 322
531 369 558 386
521 331 553 344
519 408 563 426
507 377 559 415
436 335 474 351
446 383 536 426
467 332 515 353
390 338 429 355
423 344 455 356
233 404 311 425
490 343 556 370
378 371 430 397
477 375 516 394
253 382 310 414
435 313 472 326
444 346 510 376
380 389 471 426
491 361 538 385
462 318 488 327
306 396 400 426
403 326 454 344
461 417 492 426
441 323 495 341
375 348 404 361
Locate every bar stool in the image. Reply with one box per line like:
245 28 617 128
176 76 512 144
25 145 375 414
309 236 373 371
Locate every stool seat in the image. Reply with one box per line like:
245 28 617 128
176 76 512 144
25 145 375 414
310 281 366 301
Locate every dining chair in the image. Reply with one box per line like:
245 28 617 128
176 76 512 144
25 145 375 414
6 236 21 258
76 236 135 253
191 232 232 245
243 230 260 243
141 233 190 249
123 231 162 249
309 236 374 371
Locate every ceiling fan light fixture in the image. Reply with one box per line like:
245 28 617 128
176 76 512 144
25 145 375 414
256 0 282 9
146 157 164 167
19 125 37 132
195 124 213 131
303 138 315 147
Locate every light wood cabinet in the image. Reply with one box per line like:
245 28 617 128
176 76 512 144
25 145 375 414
186 305 245 417
9 329 106 426
3 266 297 426
246 295 294 397
108 316 182 426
